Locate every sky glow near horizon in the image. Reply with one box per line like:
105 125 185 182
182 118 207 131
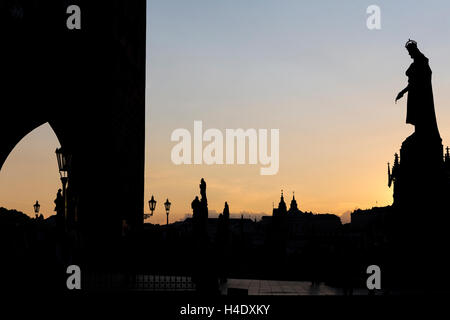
2 1 450 224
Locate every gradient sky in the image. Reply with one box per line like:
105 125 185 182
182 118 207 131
2 0 450 224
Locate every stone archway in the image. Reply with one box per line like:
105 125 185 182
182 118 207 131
0 1 147 244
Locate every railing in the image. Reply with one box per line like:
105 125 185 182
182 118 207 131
84 272 196 291
133 274 196 291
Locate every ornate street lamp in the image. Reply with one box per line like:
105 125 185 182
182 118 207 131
149 195 157 215
55 147 70 225
144 195 157 221
33 200 40 218
164 198 171 225
55 147 69 183
55 147 69 173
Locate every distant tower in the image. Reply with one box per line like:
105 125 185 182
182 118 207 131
278 190 287 214
288 191 302 215
273 190 287 216
223 201 230 220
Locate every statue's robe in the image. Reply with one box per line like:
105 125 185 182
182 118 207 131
406 54 440 137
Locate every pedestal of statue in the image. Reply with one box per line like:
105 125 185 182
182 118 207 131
390 131 450 291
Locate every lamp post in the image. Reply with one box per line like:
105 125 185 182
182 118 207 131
55 148 70 228
144 195 157 221
164 198 171 225
149 195 156 215
33 200 40 218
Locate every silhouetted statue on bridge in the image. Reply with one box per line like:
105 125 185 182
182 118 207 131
396 39 440 138
200 178 207 205
191 178 219 294
192 178 209 238
191 196 200 218
390 39 445 209
216 202 230 284
388 39 450 291
54 189 64 233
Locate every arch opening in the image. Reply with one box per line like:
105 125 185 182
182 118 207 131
0 122 61 219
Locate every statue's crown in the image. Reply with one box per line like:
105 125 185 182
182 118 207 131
405 39 417 49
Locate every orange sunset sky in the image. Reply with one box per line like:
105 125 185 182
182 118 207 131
2 1 450 225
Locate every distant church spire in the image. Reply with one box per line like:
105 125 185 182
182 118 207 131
277 189 287 214
288 191 301 215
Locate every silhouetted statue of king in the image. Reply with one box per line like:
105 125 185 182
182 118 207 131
388 40 450 291
396 39 440 137
391 39 446 210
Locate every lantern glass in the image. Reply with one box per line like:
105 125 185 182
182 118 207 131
33 200 40 214
55 147 72 174
55 148 65 171
164 198 171 213
148 195 156 212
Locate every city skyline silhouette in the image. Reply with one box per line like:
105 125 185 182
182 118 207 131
2 0 450 296
3 2 450 225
